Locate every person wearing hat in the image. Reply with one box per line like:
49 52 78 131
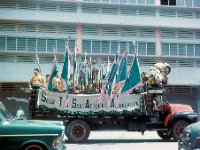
29 68 46 89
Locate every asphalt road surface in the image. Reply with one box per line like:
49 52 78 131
66 131 178 150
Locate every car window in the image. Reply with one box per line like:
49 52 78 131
0 104 14 122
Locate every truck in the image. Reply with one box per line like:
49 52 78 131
29 84 197 143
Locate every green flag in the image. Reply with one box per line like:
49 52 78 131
121 53 141 94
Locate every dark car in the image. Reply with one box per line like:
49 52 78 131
0 102 66 150
178 121 200 150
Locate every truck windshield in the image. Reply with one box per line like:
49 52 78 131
156 96 164 107
0 103 14 123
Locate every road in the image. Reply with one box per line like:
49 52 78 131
66 131 178 150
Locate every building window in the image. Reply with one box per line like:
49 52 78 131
27 38 36 52
101 41 110 54
120 42 127 54
187 44 194 56
57 39 65 52
129 0 136 4
170 43 178 56
176 0 184 6
147 43 156 55
178 43 186 56
146 0 155 5
37 39 46 52
194 0 200 7
7 37 16 51
82 40 91 53
195 44 200 56
18 23 35 32
110 42 118 54
82 40 136 54
47 39 56 52
17 38 26 51
92 41 100 53
0 23 15 32
185 0 192 7
162 43 170 56
139 28 155 38
138 0 145 5
69 40 75 53
137 42 155 55
0 37 6 51
138 42 146 55
162 43 200 57
161 0 176 5
129 42 135 54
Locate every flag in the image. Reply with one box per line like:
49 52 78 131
61 45 69 91
48 55 58 91
120 53 142 94
107 54 118 97
114 50 127 93
117 50 127 83
98 55 117 103
61 91 69 108
35 53 42 75
107 75 116 107
67 43 73 80
106 56 111 77
73 44 77 88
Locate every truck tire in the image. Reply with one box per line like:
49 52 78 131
66 120 90 143
157 130 171 140
172 120 189 141
22 143 47 150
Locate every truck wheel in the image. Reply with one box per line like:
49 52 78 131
66 120 90 143
157 130 171 140
172 120 189 141
23 143 47 150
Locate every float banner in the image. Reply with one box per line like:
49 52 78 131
39 91 142 113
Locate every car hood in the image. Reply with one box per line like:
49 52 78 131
0 120 64 136
183 122 200 144
169 103 193 114
185 121 200 132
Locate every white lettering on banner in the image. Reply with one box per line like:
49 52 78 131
39 91 142 113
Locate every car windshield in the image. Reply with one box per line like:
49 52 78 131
0 103 14 123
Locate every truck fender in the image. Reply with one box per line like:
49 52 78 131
165 111 197 127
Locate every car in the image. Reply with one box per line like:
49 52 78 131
0 102 66 150
178 121 200 150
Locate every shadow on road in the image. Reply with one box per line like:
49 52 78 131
66 139 176 144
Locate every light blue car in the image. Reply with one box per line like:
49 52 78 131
178 121 200 150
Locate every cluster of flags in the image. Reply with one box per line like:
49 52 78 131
99 49 142 107
35 41 142 107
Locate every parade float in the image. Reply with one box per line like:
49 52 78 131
29 42 197 143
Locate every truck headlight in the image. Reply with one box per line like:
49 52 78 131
53 137 62 148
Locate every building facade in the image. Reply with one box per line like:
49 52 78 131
0 0 200 116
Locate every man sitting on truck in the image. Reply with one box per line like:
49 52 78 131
52 71 66 92
29 68 46 90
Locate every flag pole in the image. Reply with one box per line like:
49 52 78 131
35 53 42 75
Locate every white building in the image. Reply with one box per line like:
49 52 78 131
0 0 200 115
